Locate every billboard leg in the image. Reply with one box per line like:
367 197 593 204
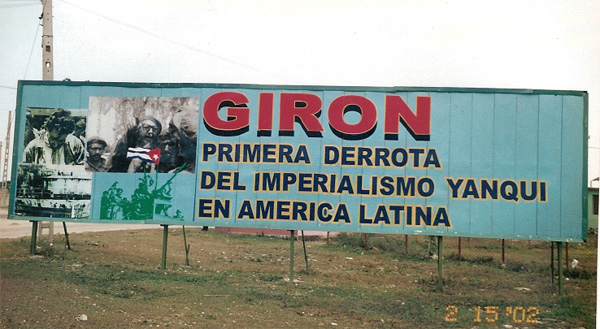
161 225 169 270
30 221 38 255
437 236 443 292
550 242 555 287
501 239 505 264
289 230 295 282
301 231 309 272
62 222 71 250
565 242 569 268
557 241 564 296
183 226 190 267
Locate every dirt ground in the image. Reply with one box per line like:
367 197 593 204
0 225 596 328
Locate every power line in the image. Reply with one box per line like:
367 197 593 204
25 17 42 79
0 3 40 8
57 0 282 80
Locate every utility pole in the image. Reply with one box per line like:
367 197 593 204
1 112 11 190
31 0 55 254
42 0 54 80
0 141 2 186
0 112 11 207
0 140 2 206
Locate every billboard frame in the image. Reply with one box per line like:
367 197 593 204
9 80 588 242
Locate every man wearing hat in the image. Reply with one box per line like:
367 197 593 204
85 137 108 172
108 116 162 173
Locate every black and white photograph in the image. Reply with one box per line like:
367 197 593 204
22 108 87 166
86 97 199 174
15 163 91 219
16 108 92 218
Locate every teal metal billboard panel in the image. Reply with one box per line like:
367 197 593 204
9 81 588 241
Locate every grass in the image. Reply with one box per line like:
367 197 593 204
0 229 596 328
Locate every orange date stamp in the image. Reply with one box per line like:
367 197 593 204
445 305 540 323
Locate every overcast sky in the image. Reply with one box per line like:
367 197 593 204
0 0 599 184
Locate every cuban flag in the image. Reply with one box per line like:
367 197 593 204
126 147 161 165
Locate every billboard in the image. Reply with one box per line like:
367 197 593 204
9 81 588 241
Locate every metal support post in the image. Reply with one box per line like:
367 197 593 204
565 242 569 268
550 242 555 286
501 239 505 264
289 230 295 282
161 225 169 269
437 236 443 291
301 231 309 272
30 221 38 255
183 226 190 266
557 241 564 296
62 222 71 250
